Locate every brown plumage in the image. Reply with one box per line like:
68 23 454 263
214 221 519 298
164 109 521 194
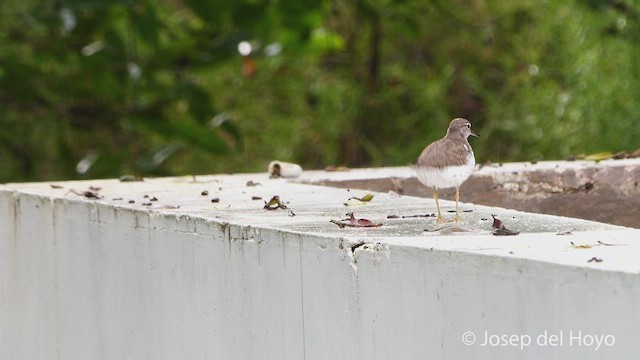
418 118 476 168
418 137 473 168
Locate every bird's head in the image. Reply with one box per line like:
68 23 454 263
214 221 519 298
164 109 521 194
446 118 478 140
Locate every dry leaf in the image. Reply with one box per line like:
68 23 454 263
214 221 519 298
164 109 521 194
491 214 504 230
492 228 520 236
491 214 519 236
348 212 381 227
264 195 287 210
597 240 627 246
330 212 382 228
68 189 103 200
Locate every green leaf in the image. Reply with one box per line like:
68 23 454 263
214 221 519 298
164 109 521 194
360 193 375 202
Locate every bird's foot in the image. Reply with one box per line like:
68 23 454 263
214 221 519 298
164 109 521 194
436 216 448 224
436 216 458 223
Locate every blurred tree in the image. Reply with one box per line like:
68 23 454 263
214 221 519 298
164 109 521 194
0 0 639 182
0 0 240 181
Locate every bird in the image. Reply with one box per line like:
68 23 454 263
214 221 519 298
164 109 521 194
416 118 478 223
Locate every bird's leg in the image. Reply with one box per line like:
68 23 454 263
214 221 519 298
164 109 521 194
433 190 446 223
454 187 461 222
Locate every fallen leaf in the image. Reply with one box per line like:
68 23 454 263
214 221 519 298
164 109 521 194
584 151 613 161
597 240 627 246
264 195 288 210
330 212 382 228
613 151 629 159
344 193 374 206
350 194 374 202
492 228 520 236
68 189 103 200
570 242 593 249
50 184 64 189
325 165 350 172
587 257 603 263
491 214 519 236
246 180 261 187
349 213 377 227
348 212 382 227
491 214 504 230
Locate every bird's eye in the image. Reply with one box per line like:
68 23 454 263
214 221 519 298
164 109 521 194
466 124 471 129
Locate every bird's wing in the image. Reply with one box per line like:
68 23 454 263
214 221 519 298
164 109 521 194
417 139 471 168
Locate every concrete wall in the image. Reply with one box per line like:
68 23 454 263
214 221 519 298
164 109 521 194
1 178 640 359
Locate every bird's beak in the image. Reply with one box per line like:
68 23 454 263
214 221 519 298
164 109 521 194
470 130 479 138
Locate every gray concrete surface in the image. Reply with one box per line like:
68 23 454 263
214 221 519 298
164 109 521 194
1 172 639 359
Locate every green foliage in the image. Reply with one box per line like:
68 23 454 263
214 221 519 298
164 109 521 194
1 0 639 182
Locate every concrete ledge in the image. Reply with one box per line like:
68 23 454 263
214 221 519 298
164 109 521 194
1 172 639 359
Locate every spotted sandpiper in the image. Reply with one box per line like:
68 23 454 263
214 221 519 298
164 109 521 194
416 118 478 223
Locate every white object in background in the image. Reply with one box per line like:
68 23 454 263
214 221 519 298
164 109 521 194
268 161 303 178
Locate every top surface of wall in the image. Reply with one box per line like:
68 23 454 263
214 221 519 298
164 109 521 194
2 169 637 274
